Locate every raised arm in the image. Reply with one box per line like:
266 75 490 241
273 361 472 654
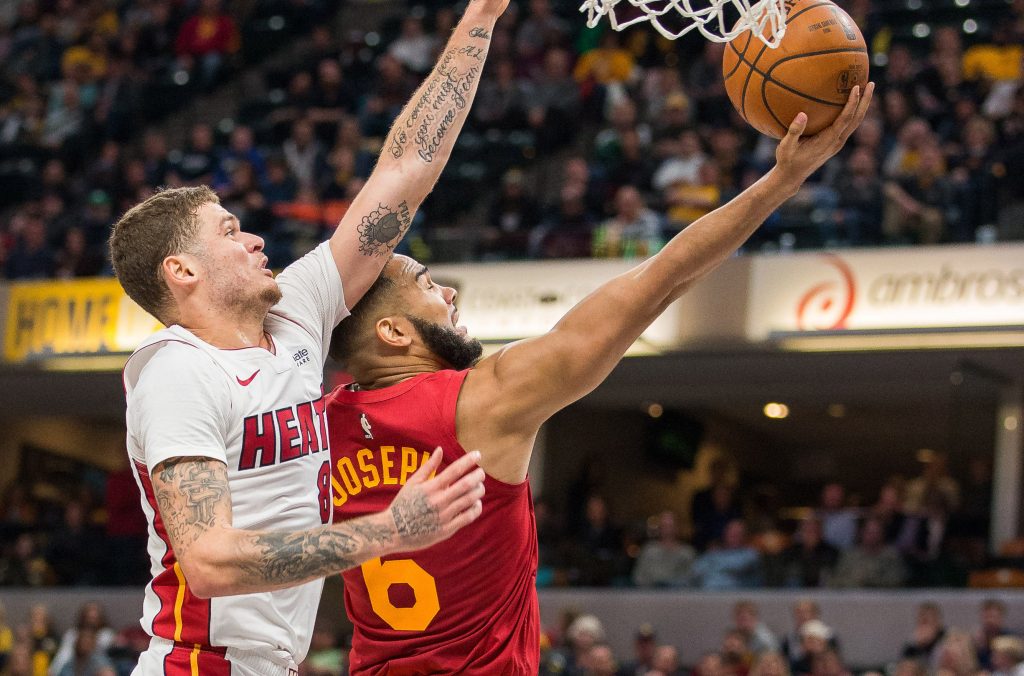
151 449 483 598
329 0 508 308
459 85 874 478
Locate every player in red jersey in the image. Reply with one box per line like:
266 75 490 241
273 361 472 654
326 84 875 674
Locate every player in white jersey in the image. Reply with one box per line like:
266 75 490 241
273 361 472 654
109 0 508 671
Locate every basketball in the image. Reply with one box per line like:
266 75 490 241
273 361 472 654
722 0 869 139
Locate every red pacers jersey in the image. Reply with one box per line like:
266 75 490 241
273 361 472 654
327 370 539 675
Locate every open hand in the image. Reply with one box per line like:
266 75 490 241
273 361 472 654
776 82 875 184
387 448 485 552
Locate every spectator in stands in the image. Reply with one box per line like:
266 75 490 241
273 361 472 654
570 495 627 586
665 161 721 231
0 600 11 672
790 620 834 676
653 129 707 196
632 510 695 588
721 628 754 675
692 458 742 551
829 146 884 244
283 118 327 190
0 533 52 586
938 630 981 676
533 182 597 259
780 517 839 588
46 500 104 586
990 636 1024 676
733 600 779 655
963 24 1023 85
750 653 791 676
620 624 657 676
975 599 1015 670
53 225 103 278
781 601 838 669
817 482 859 552
28 604 59 673
902 602 947 669
388 15 436 75
174 122 217 184
900 488 956 586
556 614 606 675
830 517 907 588
651 644 683 676
582 643 620 676
525 47 580 151
474 58 531 130
4 211 54 279
515 0 569 74
692 519 763 590
809 649 849 676
50 602 116 675
53 626 114 676
361 53 415 136
883 140 956 244
215 125 266 189
573 31 637 89
482 168 542 260
688 42 732 123
174 0 239 89
103 449 148 586
905 451 961 514
592 185 663 258
5 643 32 676
695 652 726 676
869 482 906 545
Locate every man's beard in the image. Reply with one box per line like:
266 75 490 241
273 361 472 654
407 315 483 370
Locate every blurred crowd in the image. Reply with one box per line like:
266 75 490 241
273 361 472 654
2 0 1024 279
1 596 1021 675
538 597 1023 676
0 447 1002 591
0 598 349 676
535 451 994 590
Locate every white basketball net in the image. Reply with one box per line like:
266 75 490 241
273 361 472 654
579 0 787 47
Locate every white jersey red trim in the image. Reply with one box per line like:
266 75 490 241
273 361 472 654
122 242 347 672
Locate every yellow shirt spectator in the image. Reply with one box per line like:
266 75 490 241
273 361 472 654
963 43 1023 82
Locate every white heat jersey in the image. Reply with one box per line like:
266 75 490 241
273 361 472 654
122 242 347 673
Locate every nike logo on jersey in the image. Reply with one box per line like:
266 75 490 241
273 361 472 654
361 413 373 439
237 370 260 386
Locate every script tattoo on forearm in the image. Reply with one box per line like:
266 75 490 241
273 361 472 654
385 45 485 164
357 201 412 256
468 26 490 39
153 457 229 553
391 491 441 538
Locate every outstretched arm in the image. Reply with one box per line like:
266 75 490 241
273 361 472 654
329 0 508 309
151 449 484 598
459 85 875 480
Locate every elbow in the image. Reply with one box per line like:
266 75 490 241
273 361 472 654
177 545 239 599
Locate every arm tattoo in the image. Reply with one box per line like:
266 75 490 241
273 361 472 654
356 201 412 256
391 491 441 538
469 26 490 39
241 529 360 583
239 517 396 585
153 457 229 553
384 43 486 164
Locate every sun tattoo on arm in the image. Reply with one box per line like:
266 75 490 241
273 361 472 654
357 202 413 257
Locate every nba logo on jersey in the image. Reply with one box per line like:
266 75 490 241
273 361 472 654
360 413 373 439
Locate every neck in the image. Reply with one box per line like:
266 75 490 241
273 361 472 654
177 301 270 349
349 354 449 390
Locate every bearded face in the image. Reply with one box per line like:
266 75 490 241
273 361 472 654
407 315 483 370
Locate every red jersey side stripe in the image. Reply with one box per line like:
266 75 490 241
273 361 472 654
136 461 214 646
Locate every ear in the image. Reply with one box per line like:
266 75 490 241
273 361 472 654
162 253 201 297
375 316 413 349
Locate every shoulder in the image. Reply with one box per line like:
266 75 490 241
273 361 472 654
128 337 227 397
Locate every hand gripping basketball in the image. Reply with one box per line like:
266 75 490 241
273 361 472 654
775 82 874 185
387 448 486 552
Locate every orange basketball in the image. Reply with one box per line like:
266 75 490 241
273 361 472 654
722 0 869 139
